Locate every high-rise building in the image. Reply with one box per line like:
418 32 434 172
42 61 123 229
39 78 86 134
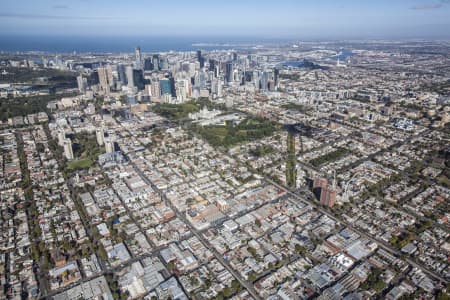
151 80 161 98
98 67 110 94
152 55 160 71
106 65 114 88
132 69 145 90
160 78 171 95
175 79 190 102
144 58 154 71
209 59 216 75
313 177 328 190
63 139 74 160
159 57 168 70
117 64 127 85
197 50 204 68
135 46 143 70
226 62 233 83
320 187 337 208
77 75 87 94
211 78 223 97
274 68 279 90
96 128 104 146
105 138 115 153
126 66 134 88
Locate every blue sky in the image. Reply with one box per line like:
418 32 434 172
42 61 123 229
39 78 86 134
1 0 450 38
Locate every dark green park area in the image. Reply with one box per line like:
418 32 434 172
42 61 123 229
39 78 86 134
151 98 226 121
0 93 77 121
0 67 78 88
191 117 279 148
281 103 309 113
65 133 104 172
309 147 349 167
249 145 276 157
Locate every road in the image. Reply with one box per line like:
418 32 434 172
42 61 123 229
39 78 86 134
265 177 449 284
127 158 263 300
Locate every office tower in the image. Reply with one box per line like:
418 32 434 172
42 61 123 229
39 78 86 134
216 78 223 97
197 50 204 68
63 139 74 160
132 69 145 90
135 46 143 70
117 64 127 85
175 79 190 102
145 84 152 97
105 138 115 153
253 71 260 89
209 59 216 75
96 128 104 146
211 78 223 97
214 64 220 78
152 55 160 71
77 75 87 94
144 58 154 71
98 67 110 94
126 66 134 88
169 77 176 96
159 57 168 70
274 68 279 90
160 78 171 95
260 71 272 91
151 80 161 98
226 62 233 83
232 52 238 61
106 65 114 88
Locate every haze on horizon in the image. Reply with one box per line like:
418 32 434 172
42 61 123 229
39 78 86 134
1 0 450 39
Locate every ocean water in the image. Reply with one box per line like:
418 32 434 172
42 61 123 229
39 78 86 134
0 35 288 53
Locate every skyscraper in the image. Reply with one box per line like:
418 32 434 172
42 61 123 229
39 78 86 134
132 69 145 91
274 68 279 90
106 65 114 88
152 54 160 71
77 75 87 94
160 78 171 96
117 64 127 85
144 58 154 71
98 67 110 94
151 80 161 99
320 187 337 208
135 46 143 70
226 62 233 83
197 50 204 68
126 66 134 88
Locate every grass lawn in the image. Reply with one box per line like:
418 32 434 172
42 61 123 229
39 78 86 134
67 159 93 170
192 117 279 147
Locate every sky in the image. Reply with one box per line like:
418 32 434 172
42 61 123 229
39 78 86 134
1 0 450 39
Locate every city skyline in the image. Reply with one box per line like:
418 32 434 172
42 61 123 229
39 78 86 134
1 0 450 39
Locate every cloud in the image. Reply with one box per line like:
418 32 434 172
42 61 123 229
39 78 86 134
0 12 119 20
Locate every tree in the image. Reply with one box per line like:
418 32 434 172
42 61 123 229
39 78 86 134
295 244 306 255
